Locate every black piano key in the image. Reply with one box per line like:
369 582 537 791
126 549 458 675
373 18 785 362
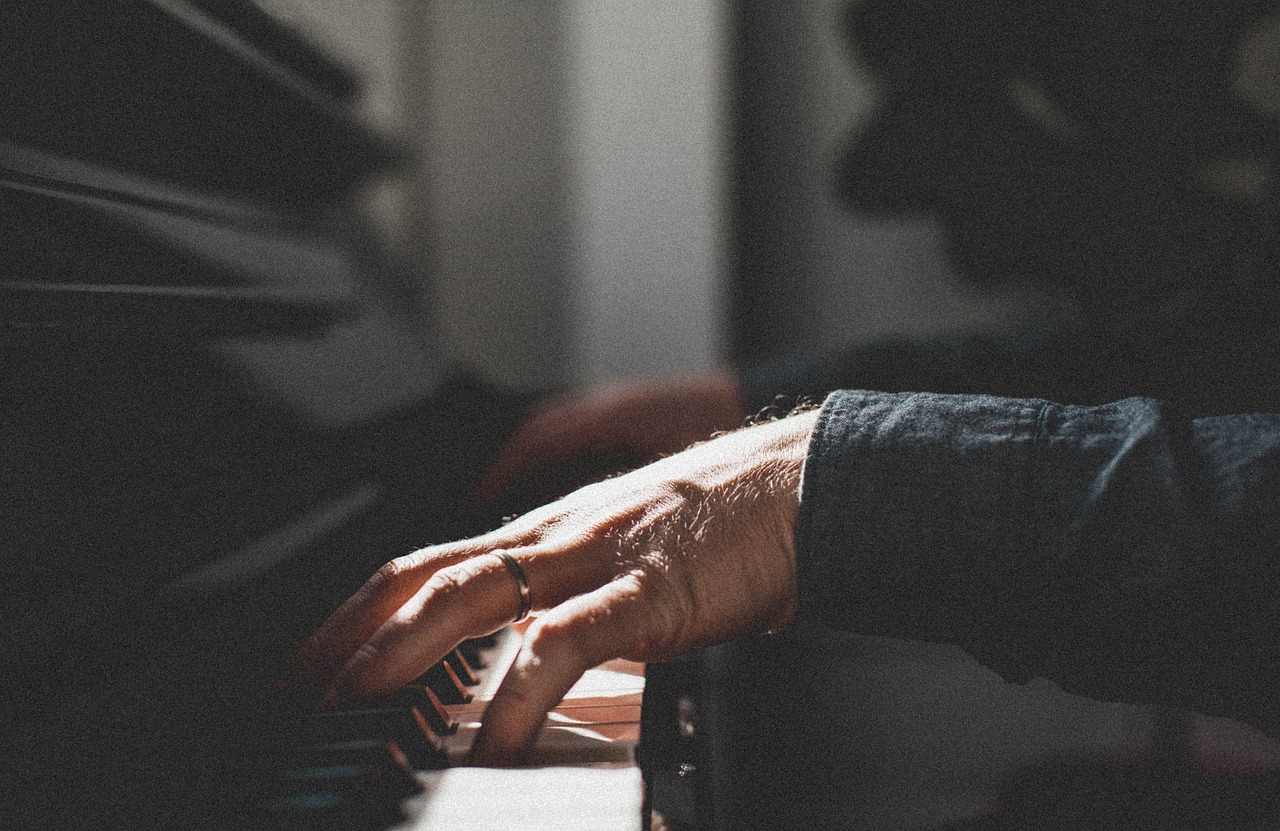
414 661 472 705
444 649 479 686
455 637 487 669
269 760 421 802
458 632 500 669
271 739 409 772
258 788 405 831
390 685 457 736
279 707 447 770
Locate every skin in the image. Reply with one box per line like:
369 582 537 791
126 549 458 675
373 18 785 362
285 401 1280 776
472 372 749 508
286 409 817 766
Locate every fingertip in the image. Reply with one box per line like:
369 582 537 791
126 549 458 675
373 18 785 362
466 732 524 768
322 650 375 710
465 622 595 767
467 698 546 767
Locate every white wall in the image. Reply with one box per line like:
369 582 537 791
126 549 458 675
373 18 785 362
401 1 575 390
271 0 728 392
264 0 1053 386
565 1 727 386
410 0 728 390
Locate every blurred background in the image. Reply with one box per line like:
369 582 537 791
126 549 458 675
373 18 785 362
250 0 1078 394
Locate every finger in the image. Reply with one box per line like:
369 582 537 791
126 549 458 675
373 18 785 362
1189 715 1280 777
472 398 620 507
1117 708 1280 778
469 578 649 766
286 540 493 687
321 547 613 705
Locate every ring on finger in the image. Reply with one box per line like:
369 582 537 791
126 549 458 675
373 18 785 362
495 551 532 623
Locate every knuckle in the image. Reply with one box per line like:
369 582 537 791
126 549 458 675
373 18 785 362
505 506 570 543
528 406 566 431
367 549 440 590
336 643 385 696
352 640 382 666
421 566 467 602
525 617 588 668
619 573 693 661
371 557 408 586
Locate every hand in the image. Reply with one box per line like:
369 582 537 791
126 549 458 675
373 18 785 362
472 372 748 507
285 410 818 765
1118 711 1280 779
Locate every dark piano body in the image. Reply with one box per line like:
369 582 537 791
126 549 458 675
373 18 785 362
3 2 537 827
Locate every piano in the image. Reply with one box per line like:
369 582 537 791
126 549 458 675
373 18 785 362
3 1 649 828
7 4 1279 830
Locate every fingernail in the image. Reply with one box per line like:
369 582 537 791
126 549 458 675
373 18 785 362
316 690 339 712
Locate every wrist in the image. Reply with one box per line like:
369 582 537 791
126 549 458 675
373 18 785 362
667 409 817 632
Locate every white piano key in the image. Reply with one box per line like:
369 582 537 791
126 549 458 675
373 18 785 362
398 765 643 831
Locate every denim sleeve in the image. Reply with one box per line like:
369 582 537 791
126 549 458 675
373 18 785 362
796 390 1280 725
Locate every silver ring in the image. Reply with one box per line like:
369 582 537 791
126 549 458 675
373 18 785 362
495 551 532 623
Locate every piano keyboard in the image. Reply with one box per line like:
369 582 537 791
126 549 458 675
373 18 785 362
403 632 645 830
258 630 646 831
11 5 654 830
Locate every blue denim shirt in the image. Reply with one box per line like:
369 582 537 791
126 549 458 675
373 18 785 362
756 184 1280 733
795 390 1280 733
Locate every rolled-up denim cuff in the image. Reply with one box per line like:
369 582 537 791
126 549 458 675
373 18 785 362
795 389 1191 673
796 389 1047 643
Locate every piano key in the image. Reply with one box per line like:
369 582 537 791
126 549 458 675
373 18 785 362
546 706 644 725
271 739 410 770
399 765 644 831
449 698 642 725
444 648 479 686
442 720 639 766
455 634 495 669
269 760 422 802
258 787 406 831
389 684 458 736
280 707 447 771
414 661 472 705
